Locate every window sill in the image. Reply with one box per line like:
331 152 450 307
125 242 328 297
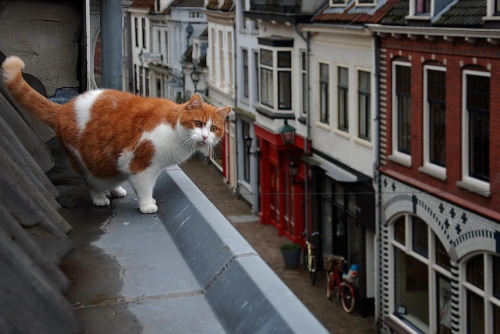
315 122 331 131
354 137 372 149
388 153 412 168
418 164 447 181
334 129 351 140
456 178 490 198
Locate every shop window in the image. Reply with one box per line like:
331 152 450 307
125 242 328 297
390 215 452 333
462 253 500 334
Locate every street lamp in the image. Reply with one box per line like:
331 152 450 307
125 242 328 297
190 68 201 92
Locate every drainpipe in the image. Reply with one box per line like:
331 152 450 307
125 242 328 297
295 25 311 239
372 31 383 328
100 0 123 90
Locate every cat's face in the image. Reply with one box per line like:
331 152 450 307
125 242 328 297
178 94 231 151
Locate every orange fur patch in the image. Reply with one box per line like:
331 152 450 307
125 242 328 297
130 140 155 174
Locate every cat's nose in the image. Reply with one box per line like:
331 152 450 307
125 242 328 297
202 135 208 140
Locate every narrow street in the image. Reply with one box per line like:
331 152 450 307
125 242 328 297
180 157 376 334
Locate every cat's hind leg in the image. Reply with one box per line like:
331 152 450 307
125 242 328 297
89 189 110 206
110 186 127 198
86 176 125 207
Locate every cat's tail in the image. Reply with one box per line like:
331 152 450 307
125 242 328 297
2 56 60 128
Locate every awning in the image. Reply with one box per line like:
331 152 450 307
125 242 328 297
302 155 358 183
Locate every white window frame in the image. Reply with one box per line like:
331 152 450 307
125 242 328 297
356 68 372 143
485 0 500 18
390 61 412 167
330 0 347 7
337 64 349 133
460 253 500 334
420 65 447 180
356 0 376 6
459 69 490 196
258 47 293 112
389 214 453 334
318 61 330 126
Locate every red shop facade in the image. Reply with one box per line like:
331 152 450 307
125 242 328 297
254 123 309 245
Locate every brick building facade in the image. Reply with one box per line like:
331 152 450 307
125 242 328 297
371 1 500 332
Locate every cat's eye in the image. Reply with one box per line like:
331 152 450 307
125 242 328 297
194 121 202 127
210 126 218 132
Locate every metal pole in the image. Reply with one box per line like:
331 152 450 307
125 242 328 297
101 0 122 90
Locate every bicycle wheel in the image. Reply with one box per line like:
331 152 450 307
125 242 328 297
341 284 356 313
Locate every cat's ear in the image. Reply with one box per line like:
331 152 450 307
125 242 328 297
187 93 203 110
217 106 231 119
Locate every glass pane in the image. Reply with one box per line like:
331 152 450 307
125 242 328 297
320 63 329 124
435 236 451 270
339 67 348 86
493 255 500 299
394 248 429 332
277 51 291 68
278 71 291 109
437 275 452 334
396 65 411 154
260 68 273 107
394 217 406 245
412 217 428 258
347 193 357 215
467 255 484 289
467 290 484 334
260 49 272 66
358 71 371 140
428 69 446 166
334 184 343 205
322 197 333 255
415 0 431 14
467 74 490 181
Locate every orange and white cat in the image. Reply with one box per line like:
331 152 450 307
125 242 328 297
2 56 231 214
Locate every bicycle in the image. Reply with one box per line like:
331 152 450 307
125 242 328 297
302 231 321 285
323 254 358 313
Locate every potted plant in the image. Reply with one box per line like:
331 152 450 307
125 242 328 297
280 243 301 269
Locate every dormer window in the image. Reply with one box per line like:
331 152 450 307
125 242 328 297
409 0 432 18
486 0 500 17
330 0 347 7
357 0 376 6
415 0 431 15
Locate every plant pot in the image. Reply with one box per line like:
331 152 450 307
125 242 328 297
280 244 301 269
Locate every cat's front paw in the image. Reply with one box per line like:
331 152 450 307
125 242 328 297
140 203 158 214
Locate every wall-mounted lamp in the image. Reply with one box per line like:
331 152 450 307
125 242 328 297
278 120 296 146
244 136 260 156
279 120 300 184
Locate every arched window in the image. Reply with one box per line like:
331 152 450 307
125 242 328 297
390 215 452 333
462 253 500 333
